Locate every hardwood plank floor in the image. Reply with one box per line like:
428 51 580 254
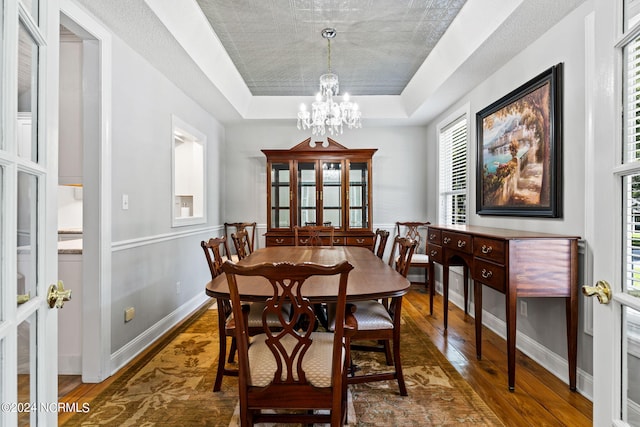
59 286 592 426
403 284 592 426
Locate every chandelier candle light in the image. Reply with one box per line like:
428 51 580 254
297 28 362 136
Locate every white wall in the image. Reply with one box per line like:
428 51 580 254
425 1 593 389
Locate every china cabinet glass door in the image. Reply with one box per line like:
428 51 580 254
297 162 317 226
321 161 342 228
348 161 369 229
270 162 291 229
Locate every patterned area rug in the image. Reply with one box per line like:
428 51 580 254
62 303 503 426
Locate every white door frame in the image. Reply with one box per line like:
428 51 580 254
59 0 112 383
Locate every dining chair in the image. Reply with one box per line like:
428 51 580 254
395 221 431 285
371 228 390 259
344 235 418 396
225 222 257 253
294 225 335 246
231 229 253 260
201 237 286 392
221 260 355 426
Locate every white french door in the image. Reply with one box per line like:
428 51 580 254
590 0 640 425
1 0 61 425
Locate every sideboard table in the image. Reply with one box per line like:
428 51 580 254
427 224 580 391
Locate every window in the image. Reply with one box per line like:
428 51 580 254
438 114 468 225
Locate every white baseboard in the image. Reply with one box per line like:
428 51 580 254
109 293 210 374
434 281 594 401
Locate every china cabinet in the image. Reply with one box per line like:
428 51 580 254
262 138 376 247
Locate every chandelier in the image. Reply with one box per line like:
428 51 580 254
297 28 362 136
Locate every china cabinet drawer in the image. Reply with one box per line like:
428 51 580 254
346 236 373 247
266 236 294 246
441 231 472 254
472 259 505 293
473 237 505 264
427 244 443 263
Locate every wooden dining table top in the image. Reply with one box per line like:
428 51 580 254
205 246 410 303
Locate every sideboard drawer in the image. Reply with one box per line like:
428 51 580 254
442 231 472 254
427 228 442 245
472 259 506 293
346 236 373 247
473 237 506 264
266 236 294 246
427 244 443 263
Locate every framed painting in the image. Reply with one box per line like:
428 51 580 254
476 64 563 217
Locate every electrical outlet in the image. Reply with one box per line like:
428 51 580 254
125 307 135 323
176 281 181 294
520 300 528 317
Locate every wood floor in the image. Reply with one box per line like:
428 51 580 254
58 285 592 426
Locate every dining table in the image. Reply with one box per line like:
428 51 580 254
205 245 410 303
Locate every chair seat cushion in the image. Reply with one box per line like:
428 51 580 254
248 332 339 388
410 253 429 265
351 300 394 330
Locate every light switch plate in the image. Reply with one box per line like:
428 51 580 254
125 307 135 322
122 194 129 210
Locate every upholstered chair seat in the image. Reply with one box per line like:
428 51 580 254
247 332 341 388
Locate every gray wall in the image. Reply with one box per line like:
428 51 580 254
107 35 224 353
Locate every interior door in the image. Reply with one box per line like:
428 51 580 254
1 0 61 425
590 0 640 425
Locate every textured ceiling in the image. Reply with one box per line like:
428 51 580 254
195 0 466 96
68 0 588 124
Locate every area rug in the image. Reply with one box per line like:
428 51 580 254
61 303 503 426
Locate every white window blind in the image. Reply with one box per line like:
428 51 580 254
439 116 468 225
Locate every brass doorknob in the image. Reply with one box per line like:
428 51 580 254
47 281 72 309
582 280 612 305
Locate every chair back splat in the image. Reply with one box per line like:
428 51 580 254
222 260 354 426
293 225 335 247
231 229 253 260
371 228 390 259
225 222 257 252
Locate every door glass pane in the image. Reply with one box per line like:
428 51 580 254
322 162 341 227
270 163 290 228
625 0 640 30
349 162 368 228
625 306 640 425
17 172 38 305
624 35 640 164
298 162 316 225
17 22 39 162
18 311 37 426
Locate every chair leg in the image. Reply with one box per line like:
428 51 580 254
228 337 237 363
382 340 393 365
213 335 227 392
393 337 407 396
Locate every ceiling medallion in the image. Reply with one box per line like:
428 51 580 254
297 28 362 136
